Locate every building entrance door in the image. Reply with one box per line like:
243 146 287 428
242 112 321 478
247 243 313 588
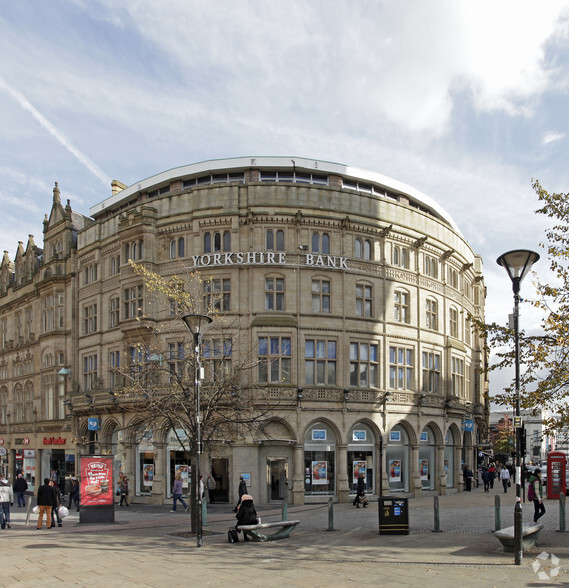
266 458 288 501
211 458 229 502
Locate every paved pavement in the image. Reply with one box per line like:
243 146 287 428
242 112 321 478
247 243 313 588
2 485 569 587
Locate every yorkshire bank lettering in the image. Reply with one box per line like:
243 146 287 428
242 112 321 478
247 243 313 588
190 251 348 270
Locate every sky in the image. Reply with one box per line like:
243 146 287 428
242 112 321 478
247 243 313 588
2 0 569 400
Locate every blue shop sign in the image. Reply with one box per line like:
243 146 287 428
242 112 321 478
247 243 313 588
463 419 474 431
88 418 101 431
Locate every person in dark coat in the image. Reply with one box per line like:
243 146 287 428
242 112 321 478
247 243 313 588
481 468 490 493
236 494 258 541
233 475 247 513
68 478 80 511
36 478 56 529
13 474 28 507
50 481 63 527
353 473 368 507
463 465 473 491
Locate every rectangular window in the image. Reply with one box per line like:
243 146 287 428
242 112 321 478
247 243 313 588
110 297 120 328
265 278 285 311
83 354 98 391
394 291 409 323
109 350 120 388
42 294 54 332
425 299 438 330
258 336 291 384
449 308 458 338
203 338 232 381
83 303 97 334
451 357 465 397
204 278 231 312
422 351 440 393
168 342 185 383
124 285 143 319
389 346 413 390
311 279 330 313
356 284 372 317
349 342 379 388
305 339 337 385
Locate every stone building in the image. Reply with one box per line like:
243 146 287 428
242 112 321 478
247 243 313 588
0 156 489 503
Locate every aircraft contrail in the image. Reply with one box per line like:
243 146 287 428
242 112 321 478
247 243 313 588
0 77 112 187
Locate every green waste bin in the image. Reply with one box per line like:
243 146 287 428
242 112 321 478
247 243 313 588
378 495 409 535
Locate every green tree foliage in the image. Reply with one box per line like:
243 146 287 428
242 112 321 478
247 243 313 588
478 180 569 433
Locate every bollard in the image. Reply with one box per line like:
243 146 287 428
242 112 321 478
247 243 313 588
560 493 566 532
327 497 335 531
202 498 207 527
514 500 523 565
282 497 288 521
494 494 501 531
433 495 442 532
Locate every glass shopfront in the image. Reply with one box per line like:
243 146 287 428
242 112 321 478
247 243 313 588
347 424 374 494
304 423 336 495
444 428 455 488
386 425 409 493
419 426 435 490
167 428 191 498
136 429 154 496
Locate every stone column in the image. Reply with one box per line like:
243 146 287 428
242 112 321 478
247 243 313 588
291 444 305 506
150 442 165 505
455 443 463 491
336 444 349 502
436 444 447 495
410 445 422 498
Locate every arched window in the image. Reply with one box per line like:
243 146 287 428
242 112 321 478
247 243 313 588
213 232 221 252
425 298 438 330
312 232 320 253
266 230 274 250
178 237 185 258
223 231 231 252
169 240 176 259
275 230 285 251
363 239 372 260
355 238 362 259
204 232 211 253
322 233 330 254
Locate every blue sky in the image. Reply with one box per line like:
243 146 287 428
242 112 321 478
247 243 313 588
1 1 569 352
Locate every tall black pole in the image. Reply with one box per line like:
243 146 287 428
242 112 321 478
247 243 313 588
194 331 203 548
513 277 523 565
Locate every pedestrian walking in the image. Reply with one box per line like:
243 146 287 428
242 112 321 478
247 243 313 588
0 478 14 529
481 468 490 493
353 473 368 507
206 474 216 503
463 465 473 491
170 472 189 513
528 468 546 523
236 494 258 542
488 464 496 489
68 478 80 511
13 474 28 507
36 478 56 529
233 475 247 513
50 481 63 527
119 475 129 506
500 466 511 493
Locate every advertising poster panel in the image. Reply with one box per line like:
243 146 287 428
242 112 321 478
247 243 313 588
420 459 429 481
80 456 113 507
389 459 401 483
352 460 366 484
312 461 327 484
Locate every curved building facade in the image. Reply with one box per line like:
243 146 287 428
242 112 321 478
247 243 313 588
0 157 488 504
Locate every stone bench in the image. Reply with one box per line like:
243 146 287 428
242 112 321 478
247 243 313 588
237 520 300 542
494 523 543 552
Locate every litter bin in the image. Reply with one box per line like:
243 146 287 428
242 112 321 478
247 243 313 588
378 495 409 535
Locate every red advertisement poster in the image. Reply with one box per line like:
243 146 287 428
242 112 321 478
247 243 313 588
80 456 113 506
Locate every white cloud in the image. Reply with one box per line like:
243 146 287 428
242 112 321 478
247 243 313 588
542 130 566 144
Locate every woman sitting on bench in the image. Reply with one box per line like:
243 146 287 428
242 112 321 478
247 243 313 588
236 494 258 542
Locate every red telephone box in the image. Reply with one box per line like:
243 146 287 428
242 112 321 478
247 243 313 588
547 451 566 499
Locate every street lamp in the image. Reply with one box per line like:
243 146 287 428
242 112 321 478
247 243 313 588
497 248 539 565
181 313 213 548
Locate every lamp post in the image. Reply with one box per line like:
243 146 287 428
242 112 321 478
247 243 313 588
181 313 213 548
497 249 540 565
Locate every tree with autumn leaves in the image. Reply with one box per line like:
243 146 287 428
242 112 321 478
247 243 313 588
111 262 277 532
478 180 569 434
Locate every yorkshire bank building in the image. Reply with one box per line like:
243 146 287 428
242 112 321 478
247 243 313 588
0 156 488 504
